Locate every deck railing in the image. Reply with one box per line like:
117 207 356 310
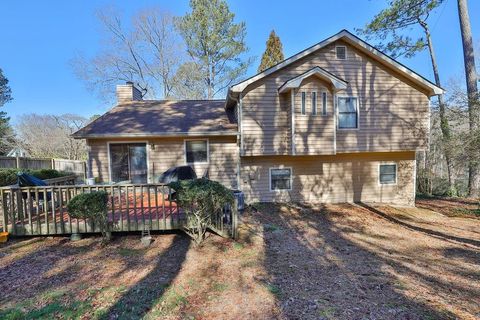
0 183 238 238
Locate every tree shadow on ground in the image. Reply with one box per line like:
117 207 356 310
100 234 190 319
257 203 460 319
358 202 480 248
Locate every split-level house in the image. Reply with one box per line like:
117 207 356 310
73 30 443 206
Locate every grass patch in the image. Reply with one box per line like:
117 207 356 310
265 283 281 297
264 223 282 233
212 282 229 292
118 247 144 257
454 208 480 217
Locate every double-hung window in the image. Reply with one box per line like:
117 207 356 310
185 140 208 164
270 168 292 191
337 97 358 129
379 164 397 185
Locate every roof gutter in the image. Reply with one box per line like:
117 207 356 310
72 131 239 139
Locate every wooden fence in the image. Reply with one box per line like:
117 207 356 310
0 156 86 180
0 182 238 239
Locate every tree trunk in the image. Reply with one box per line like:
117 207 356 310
420 20 455 194
458 0 480 197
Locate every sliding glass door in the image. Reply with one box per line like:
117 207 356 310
109 143 147 184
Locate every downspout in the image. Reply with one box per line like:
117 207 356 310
227 90 243 190
237 93 243 190
333 89 337 155
291 90 296 155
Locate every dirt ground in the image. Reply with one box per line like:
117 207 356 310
416 196 480 218
1 201 479 319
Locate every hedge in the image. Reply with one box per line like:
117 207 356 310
0 168 71 187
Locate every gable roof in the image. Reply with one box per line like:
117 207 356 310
228 29 443 102
72 100 237 139
278 66 348 93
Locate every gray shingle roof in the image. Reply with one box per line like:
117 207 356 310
73 100 237 138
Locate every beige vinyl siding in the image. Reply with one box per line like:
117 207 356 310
240 151 415 206
86 136 238 188
293 77 335 155
241 39 430 156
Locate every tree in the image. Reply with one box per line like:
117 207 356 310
169 178 234 245
72 7 190 101
357 0 457 194
170 62 208 99
0 68 15 155
457 0 480 197
15 114 88 160
176 0 253 98
258 30 284 72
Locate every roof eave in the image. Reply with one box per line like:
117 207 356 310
73 131 239 139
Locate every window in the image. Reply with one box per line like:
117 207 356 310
270 168 292 191
337 97 358 129
379 164 397 185
311 92 317 115
336 46 346 60
185 140 208 163
322 92 327 116
301 91 306 115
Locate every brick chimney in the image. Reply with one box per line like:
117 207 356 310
116 81 142 103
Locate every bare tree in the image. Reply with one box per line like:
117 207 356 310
15 114 88 160
457 0 480 197
72 7 189 102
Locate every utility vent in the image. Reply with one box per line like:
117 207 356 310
336 46 347 60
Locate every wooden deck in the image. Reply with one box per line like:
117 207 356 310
0 182 237 238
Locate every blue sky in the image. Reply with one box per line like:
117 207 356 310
0 0 478 123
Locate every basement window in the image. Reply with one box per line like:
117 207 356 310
270 168 292 191
379 164 397 185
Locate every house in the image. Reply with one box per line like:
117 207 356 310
73 30 443 206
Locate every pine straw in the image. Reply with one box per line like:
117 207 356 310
1 202 479 319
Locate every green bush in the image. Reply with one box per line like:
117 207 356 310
67 191 111 241
0 168 71 187
169 178 234 245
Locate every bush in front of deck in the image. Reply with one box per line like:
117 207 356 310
67 191 111 241
169 178 234 245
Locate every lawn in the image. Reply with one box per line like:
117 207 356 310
0 200 479 319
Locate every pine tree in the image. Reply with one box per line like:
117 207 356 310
0 68 14 155
258 30 284 72
177 0 253 99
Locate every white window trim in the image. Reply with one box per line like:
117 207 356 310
107 141 151 183
321 91 328 116
335 45 347 60
184 138 209 165
300 91 307 115
378 163 397 186
269 167 293 192
311 91 317 115
336 95 360 130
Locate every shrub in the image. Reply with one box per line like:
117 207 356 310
67 191 111 241
169 178 234 245
0 168 71 187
